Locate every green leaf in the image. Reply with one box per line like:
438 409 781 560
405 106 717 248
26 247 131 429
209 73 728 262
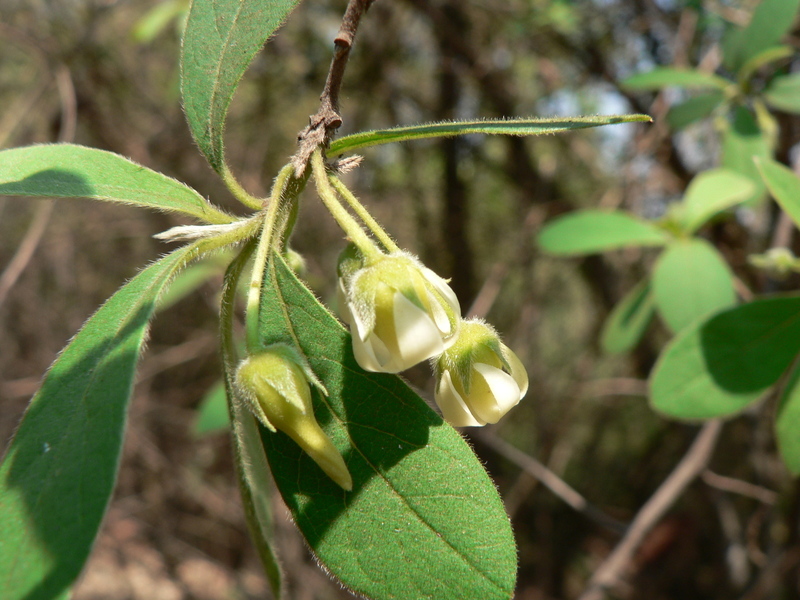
0 246 195 600
764 73 800 114
650 295 800 420
328 115 652 157
157 252 232 310
776 362 800 476
621 68 731 91
678 168 756 234
132 0 188 44
721 106 770 204
666 92 725 130
601 279 655 355
219 242 283 598
651 239 737 333
0 144 231 224
758 158 800 230
737 45 794 87
537 209 669 256
722 0 800 72
256 254 517 600
193 381 230 436
181 0 301 173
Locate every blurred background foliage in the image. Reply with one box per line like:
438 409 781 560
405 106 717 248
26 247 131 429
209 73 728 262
1 0 799 598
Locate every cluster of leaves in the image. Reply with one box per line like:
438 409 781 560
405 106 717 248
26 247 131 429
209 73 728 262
0 1 648 599
537 0 800 476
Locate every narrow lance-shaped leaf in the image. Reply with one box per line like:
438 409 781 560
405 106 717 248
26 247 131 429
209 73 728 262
181 0 301 173
0 245 197 600
0 144 232 224
722 0 800 72
678 168 755 234
736 45 795 87
601 279 655 355
758 158 800 231
776 362 800 476
621 68 731 91
537 209 669 256
328 115 652 157
651 239 737 334
256 253 517 600
650 295 800 420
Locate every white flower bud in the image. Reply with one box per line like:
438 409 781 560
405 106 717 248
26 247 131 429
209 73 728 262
236 346 352 491
338 247 461 373
433 319 528 427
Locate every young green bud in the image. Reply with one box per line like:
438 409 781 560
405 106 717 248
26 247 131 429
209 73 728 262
235 346 352 491
433 319 528 427
338 248 461 373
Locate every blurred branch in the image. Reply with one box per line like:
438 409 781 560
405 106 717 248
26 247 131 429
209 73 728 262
579 419 723 600
0 65 75 310
474 429 628 534
293 0 377 175
701 470 779 505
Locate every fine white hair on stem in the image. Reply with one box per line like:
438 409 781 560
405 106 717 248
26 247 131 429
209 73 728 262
154 221 249 242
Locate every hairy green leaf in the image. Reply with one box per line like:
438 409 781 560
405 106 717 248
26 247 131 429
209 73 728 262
538 209 669 256
255 253 517 600
650 295 800 420
328 115 652 157
621 68 730 91
652 239 736 333
0 144 231 224
776 362 800 476
764 73 800 114
601 279 655 355
666 92 725 130
758 158 800 230
722 0 800 72
0 246 195 600
679 168 756 234
721 107 769 204
181 0 301 173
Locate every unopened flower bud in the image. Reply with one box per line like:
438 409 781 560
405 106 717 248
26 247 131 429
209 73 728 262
236 346 352 491
433 319 528 427
338 246 461 373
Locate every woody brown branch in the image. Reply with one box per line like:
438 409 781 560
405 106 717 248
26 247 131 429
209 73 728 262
292 0 376 176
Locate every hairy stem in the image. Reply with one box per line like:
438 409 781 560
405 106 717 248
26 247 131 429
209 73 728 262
246 164 297 351
329 175 400 254
311 150 383 262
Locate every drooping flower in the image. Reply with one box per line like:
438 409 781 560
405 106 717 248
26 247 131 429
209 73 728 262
337 246 461 373
433 319 528 427
235 345 352 491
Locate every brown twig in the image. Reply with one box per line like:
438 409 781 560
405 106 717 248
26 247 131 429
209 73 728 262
292 0 376 176
578 420 723 600
474 429 628 534
0 65 76 310
701 470 779 505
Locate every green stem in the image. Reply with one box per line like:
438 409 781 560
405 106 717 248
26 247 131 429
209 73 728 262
245 164 296 351
311 149 383 263
223 163 264 211
329 175 400 254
